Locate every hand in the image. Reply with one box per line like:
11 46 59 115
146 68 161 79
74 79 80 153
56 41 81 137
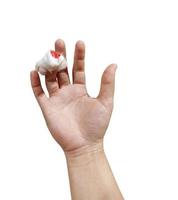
30 39 117 153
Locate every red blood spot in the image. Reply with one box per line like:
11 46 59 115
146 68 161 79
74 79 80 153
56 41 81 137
50 50 60 58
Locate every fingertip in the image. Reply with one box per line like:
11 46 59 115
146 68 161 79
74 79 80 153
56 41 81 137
107 63 118 72
111 64 118 77
30 70 35 81
30 70 41 87
30 70 35 75
113 64 118 71
30 70 34 75
30 70 39 79
74 40 85 61
55 39 65 47
76 40 85 50
55 39 66 57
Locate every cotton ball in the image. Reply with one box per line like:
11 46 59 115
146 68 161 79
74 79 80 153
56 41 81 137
35 50 67 75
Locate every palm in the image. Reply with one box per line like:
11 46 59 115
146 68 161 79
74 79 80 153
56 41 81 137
31 39 117 152
43 84 111 151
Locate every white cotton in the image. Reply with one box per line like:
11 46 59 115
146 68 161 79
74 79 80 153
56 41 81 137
35 51 67 75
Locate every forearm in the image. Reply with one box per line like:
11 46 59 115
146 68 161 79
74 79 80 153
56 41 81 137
65 142 124 200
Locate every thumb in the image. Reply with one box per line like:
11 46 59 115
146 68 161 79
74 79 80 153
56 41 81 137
97 64 117 106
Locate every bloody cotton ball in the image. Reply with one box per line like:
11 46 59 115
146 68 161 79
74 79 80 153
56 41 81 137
35 50 67 75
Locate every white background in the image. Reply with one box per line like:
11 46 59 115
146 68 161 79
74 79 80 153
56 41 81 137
0 0 178 199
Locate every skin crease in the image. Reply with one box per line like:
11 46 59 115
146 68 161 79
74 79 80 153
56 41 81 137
30 39 117 153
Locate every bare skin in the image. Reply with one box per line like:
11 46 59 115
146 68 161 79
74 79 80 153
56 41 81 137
30 39 124 200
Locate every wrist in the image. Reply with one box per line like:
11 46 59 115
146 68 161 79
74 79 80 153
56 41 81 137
65 141 105 167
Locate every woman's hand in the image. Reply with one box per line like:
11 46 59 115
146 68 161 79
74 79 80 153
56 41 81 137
30 39 117 153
